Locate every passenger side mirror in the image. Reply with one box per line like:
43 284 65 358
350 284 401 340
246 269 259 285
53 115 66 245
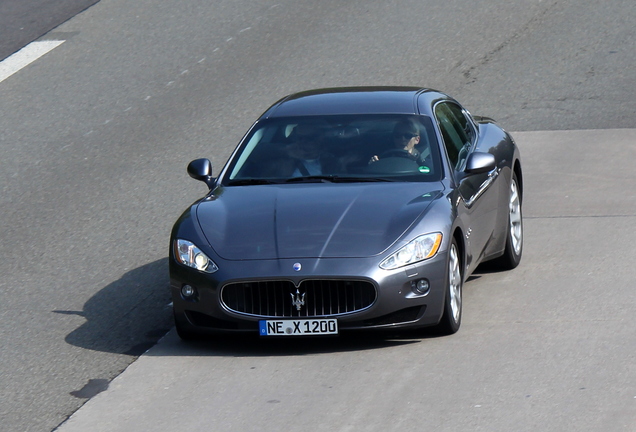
187 158 215 189
464 152 496 175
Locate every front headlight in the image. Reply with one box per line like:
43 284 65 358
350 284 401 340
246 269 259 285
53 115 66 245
174 239 219 273
380 233 443 270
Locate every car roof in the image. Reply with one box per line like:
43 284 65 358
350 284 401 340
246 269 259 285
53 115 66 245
259 87 448 118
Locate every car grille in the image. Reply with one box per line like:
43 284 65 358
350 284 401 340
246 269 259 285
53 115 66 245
221 280 376 318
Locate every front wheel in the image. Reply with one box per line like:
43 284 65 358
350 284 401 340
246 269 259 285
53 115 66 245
436 239 463 335
493 172 523 269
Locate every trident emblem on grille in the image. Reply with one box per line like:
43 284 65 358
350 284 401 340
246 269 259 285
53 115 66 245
290 289 306 311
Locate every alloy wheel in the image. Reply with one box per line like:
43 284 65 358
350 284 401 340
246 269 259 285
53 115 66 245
448 243 462 324
509 179 522 256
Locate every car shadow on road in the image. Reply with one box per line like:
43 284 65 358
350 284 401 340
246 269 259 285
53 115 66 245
473 259 516 275
54 258 173 356
146 329 433 358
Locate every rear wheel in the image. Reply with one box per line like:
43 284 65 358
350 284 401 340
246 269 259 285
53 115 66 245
436 238 463 335
494 172 523 269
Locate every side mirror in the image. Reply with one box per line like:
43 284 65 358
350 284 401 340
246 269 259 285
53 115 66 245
187 158 215 189
465 152 496 175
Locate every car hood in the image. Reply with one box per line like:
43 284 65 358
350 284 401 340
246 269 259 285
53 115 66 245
195 182 444 260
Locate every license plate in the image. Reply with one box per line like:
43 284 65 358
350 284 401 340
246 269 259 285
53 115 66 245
259 319 338 336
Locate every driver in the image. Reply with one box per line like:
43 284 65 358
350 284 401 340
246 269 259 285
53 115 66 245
282 122 338 176
369 119 423 164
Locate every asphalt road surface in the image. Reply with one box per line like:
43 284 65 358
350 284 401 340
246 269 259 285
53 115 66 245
0 0 99 60
0 0 634 431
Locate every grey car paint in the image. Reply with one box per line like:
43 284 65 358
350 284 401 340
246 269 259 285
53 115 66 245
169 87 522 338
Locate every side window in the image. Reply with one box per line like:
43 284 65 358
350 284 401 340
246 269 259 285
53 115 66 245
434 102 475 169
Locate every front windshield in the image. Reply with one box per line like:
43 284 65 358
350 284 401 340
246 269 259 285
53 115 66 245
223 114 442 184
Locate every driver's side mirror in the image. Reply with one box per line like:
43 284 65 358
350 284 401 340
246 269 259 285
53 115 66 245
187 158 215 189
464 152 496 175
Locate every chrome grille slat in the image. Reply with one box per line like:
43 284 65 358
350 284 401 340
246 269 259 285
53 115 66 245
221 280 376 318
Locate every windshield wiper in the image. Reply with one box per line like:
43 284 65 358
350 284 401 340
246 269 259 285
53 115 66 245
285 175 339 183
285 175 396 183
337 177 396 183
227 178 281 186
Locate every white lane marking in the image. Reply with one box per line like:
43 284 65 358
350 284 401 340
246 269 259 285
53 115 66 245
0 40 65 83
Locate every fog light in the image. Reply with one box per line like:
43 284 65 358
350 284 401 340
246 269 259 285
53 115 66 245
181 284 197 298
411 279 430 295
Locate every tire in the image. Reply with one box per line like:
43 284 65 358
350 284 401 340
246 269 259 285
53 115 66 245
436 238 463 335
494 172 523 270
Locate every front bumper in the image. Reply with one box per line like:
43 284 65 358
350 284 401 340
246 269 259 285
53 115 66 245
170 252 449 335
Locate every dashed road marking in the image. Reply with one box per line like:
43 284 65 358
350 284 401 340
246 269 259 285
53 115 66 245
0 40 65 83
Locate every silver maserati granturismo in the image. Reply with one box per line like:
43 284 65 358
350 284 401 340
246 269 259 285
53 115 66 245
169 87 522 339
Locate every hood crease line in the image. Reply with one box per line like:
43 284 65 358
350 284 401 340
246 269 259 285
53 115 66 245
314 193 360 269
273 192 280 257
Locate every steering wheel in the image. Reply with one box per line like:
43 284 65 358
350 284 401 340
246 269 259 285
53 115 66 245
379 149 417 161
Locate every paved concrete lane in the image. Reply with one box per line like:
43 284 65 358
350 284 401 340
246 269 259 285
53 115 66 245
56 129 636 432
